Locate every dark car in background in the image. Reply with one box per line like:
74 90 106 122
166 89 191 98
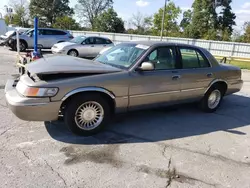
8 28 73 51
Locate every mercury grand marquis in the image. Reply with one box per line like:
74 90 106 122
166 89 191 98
5 41 243 136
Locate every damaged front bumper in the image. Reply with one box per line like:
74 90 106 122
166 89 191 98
5 77 62 121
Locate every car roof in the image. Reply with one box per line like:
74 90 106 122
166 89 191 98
30 28 69 32
122 40 204 50
85 36 111 40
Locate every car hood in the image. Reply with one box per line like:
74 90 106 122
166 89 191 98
26 55 122 76
53 41 77 49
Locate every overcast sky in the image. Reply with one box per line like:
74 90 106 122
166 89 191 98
1 0 250 31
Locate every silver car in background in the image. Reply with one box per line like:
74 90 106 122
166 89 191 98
51 36 114 58
9 28 73 51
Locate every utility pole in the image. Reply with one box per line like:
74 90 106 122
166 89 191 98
160 0 167 41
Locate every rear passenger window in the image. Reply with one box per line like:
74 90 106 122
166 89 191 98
53 30 67 35
180 48 210 69
43 30 66 35
95 38 106 44
106 39 112 44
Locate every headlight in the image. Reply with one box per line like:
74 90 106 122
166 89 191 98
16 81 58 97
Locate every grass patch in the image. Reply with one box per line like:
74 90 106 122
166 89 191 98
228 60 250 70
216 58 250 70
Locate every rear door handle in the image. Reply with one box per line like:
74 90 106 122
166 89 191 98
91 45 94 47
172 75 181 80
207 73 213 77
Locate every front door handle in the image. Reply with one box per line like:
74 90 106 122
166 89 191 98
207 73 213 77
91 45 94 47
172 75 181 80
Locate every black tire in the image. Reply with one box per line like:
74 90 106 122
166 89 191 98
19 40 27 52
200 86 224 113
64 94 111 136
68 49 78 57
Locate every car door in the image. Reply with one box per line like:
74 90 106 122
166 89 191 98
177 46 214 100
37 29 51 48
94 37 108 56
129 46 182 109
79 37 96 57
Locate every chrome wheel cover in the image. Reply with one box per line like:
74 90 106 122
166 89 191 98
69 51 77 56
75 101 104 130
208 90 221 109
20 42 25 51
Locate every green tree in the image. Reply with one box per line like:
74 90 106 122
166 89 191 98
189 0 218 39
232 30 244 42
5 0 30 27
29 0 73 27
129 12 153 35
152 1 181 37
218 0 236 40
75 0 113 29
243 22 250 43
95 8 125 33
180 9 192 30
53 16 81 30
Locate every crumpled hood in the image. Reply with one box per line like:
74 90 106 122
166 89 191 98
53 41 76 49
26 55 122 76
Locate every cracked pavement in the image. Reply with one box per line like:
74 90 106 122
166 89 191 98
1 47 250 188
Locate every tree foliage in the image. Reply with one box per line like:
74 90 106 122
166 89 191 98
152 1 181 37
129 12 153 35
5 0 30 27
243 22 250 43
95 8 125 33
75 0 113 29
187 0 217 39
29 0 73 27
53 16 81 30
180 9 192 31
218 0 236 40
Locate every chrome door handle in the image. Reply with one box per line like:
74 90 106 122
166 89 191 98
172 75 181 80
207 73 213 77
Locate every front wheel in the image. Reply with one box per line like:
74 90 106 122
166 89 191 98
68 49 78 57
200 87 223 113
64 94 111 136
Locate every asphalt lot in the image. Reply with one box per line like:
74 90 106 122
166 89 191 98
0 46 250 188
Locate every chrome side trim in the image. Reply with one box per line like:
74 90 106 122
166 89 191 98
62 87 115 101
204 79 228 94
12 102 49 107
181 88 204 92
130 90 180 98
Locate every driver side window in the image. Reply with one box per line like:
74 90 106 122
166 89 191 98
145 47 177 70
85 37 95 44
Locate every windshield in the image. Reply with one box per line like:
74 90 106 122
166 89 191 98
70 36 86 44
94 43 149 69
23 29 33 35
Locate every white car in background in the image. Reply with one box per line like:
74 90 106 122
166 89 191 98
51 36 114 58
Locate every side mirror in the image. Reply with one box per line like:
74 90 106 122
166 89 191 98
136 62 154 71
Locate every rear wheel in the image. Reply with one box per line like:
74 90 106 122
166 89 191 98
200 87 223 112
68 49 78 57
64 94 111 136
